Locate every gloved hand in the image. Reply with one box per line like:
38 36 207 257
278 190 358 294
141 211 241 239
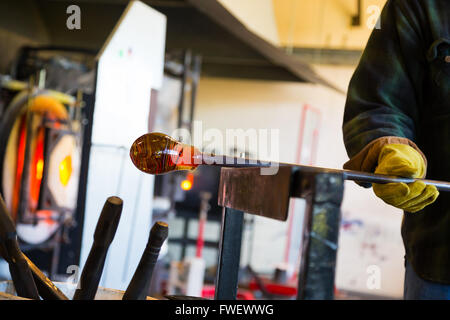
373 144 439 213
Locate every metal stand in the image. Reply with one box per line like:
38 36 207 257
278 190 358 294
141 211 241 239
296 172 343 299
214 166 344 300
214 208 244 300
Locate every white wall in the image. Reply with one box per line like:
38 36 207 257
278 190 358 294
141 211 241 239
193 67 405 298
274 0 386 50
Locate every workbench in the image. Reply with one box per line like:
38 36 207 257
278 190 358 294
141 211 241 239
214 166 344 300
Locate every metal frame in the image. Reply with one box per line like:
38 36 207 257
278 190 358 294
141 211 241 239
214 166 344 300
214 207 244 300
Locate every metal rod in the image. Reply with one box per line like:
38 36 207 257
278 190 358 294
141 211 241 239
342 170 450 191
200 154 450 192
131 133 450 191
0 195 39 299
16 76 35 223
177 50 191 130
188 54 202 134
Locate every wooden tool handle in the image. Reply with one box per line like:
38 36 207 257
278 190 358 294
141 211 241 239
122 221 168 300
73 196 123 300
0 195 39 299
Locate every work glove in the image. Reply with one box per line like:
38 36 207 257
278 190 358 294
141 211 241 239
373 144 439 213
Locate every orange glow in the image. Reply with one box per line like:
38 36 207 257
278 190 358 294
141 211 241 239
129 132 200 175
12 116 27 219
30 127 45 208
36 210 57 226
181 172 194 191
30 95 68 120
36 159 44 180
59 155 72 186
180 179 192 191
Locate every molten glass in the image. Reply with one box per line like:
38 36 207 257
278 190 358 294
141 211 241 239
130 132 201 175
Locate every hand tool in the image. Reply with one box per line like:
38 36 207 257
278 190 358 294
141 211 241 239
22 254 69 300
73 196 123 300
0 194 39 299
130 132 450 192
122 221 168 300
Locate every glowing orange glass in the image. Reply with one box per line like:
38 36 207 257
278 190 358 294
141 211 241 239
130 132 201 175
59 155 72 186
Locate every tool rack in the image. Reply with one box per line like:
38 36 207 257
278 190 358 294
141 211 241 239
213 166 344 300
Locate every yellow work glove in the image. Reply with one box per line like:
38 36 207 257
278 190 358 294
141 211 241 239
373 144 439 213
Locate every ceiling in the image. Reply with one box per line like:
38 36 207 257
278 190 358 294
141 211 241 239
0 0 344 91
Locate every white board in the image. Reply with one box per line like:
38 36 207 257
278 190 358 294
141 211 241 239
80 0 166 290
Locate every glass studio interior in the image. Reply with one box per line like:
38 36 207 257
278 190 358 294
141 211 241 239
0 0 411 301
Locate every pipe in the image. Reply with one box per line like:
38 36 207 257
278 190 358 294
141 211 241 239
130 133 450 192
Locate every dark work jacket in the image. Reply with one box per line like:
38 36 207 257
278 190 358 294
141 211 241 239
343 0 450 284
